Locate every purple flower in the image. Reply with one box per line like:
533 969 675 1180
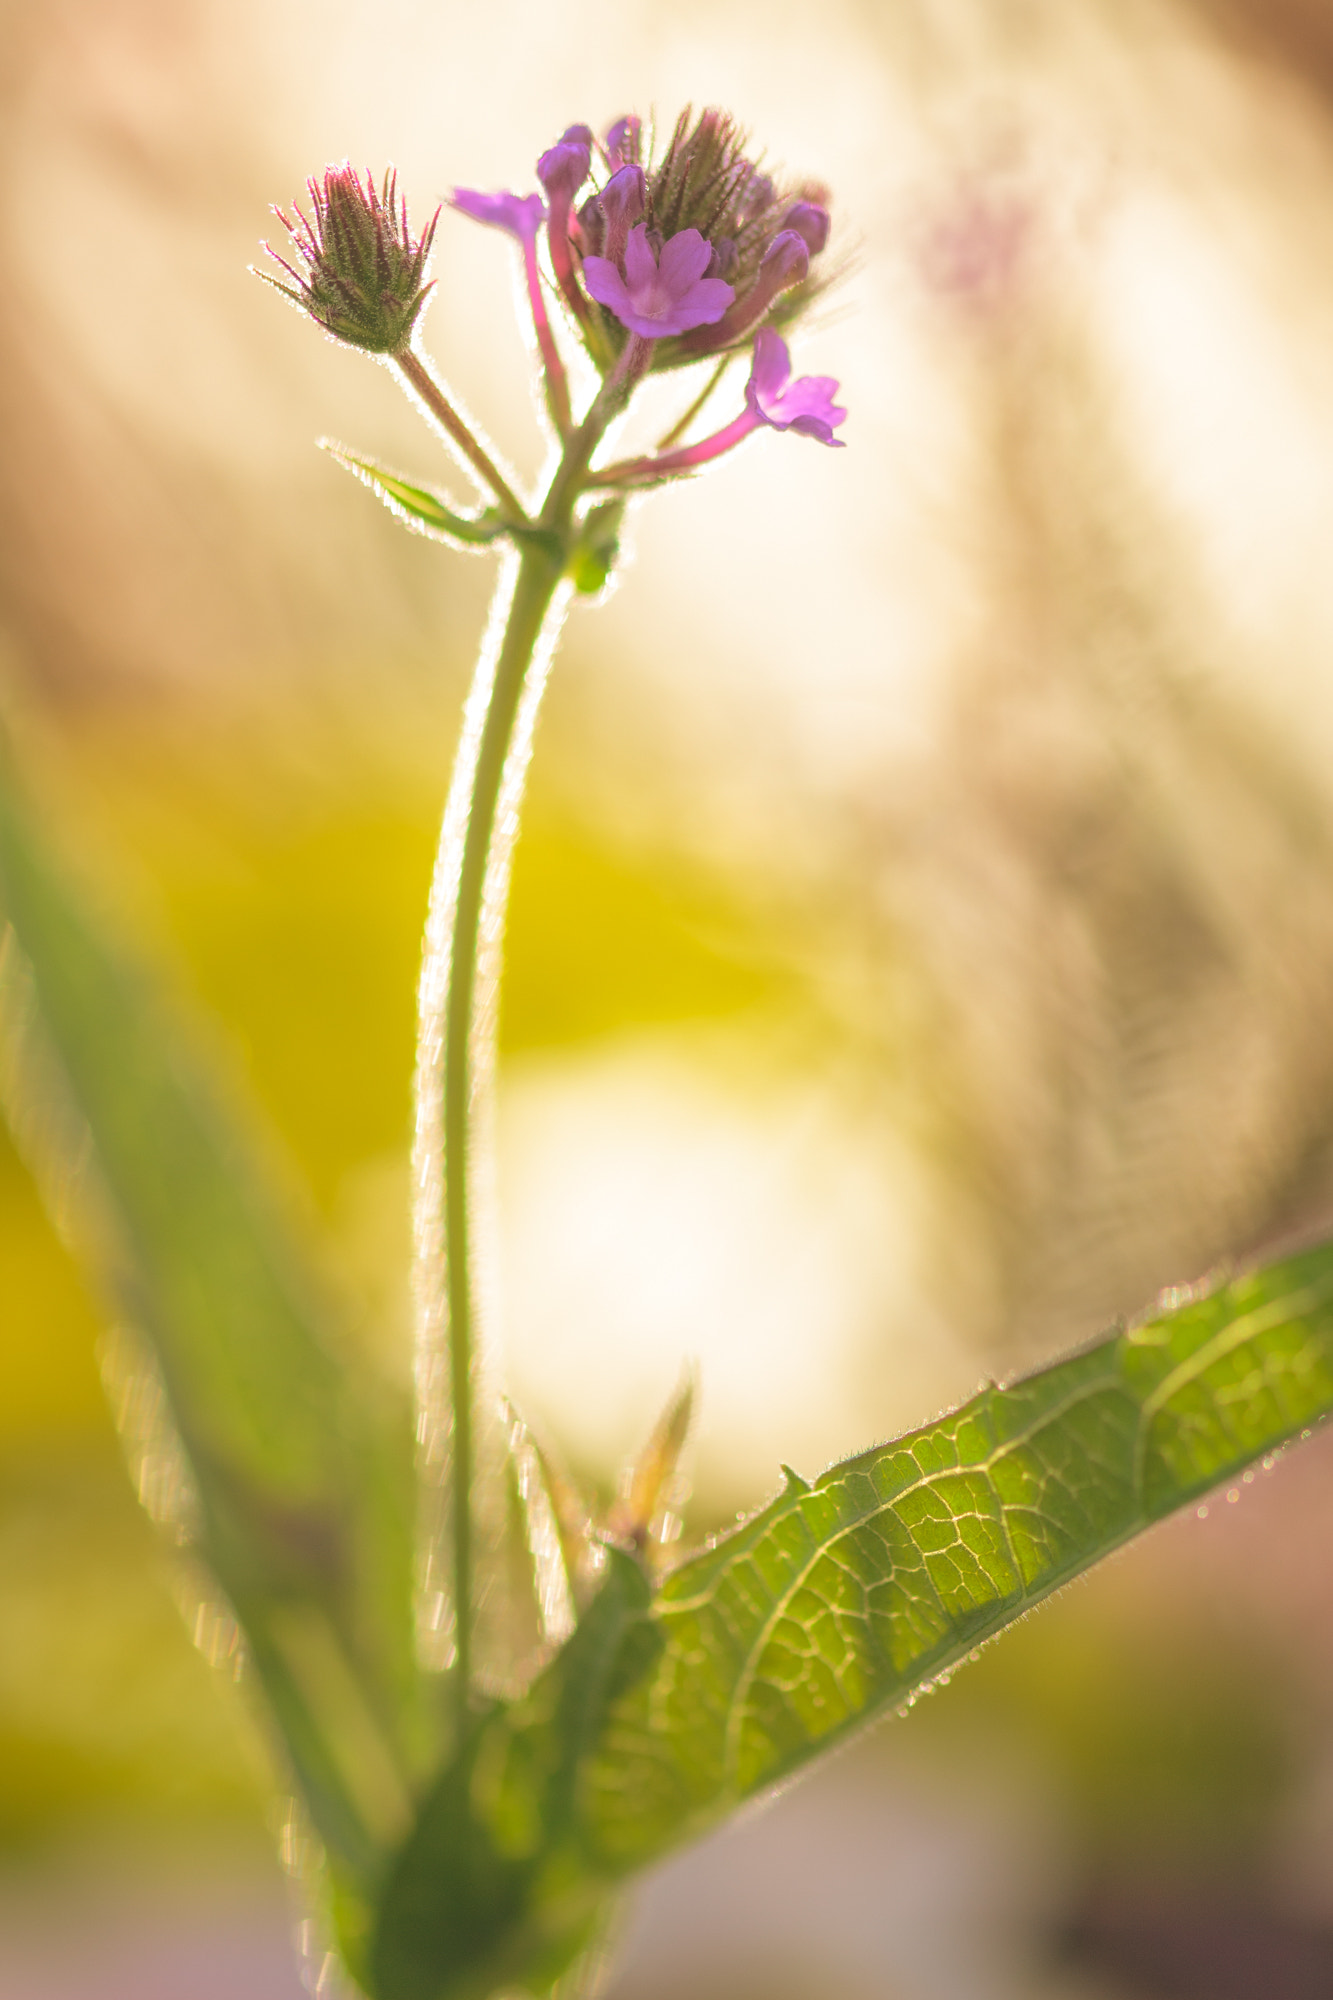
745 327 846 445
583 225 735 340
450 188 546 243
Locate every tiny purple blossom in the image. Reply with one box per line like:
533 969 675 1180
450 189 546 243
583 224 735 339
745 327 846 445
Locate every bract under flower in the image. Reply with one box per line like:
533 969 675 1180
583 225 734 339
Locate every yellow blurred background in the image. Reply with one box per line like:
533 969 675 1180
9 0 1333 1993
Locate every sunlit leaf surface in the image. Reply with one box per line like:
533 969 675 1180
377 1255 1333 1998
584 1260 1333 1863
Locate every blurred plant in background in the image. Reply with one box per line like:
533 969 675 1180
10 1 1333 1997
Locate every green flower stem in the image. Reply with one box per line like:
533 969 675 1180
656 355 733 451
438 540 564 1716
425 372 632 1727
394 348 528 522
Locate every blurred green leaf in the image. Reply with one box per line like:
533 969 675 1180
0 754 430 1888
375 1250 1333 1998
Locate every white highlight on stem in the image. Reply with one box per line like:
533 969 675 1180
412 550 575 1684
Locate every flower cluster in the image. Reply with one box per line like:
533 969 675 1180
457 108 834 377
260 109 846 553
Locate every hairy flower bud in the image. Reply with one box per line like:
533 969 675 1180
597 163 646 267
782 201 831 255
260 165 437 354
537 126 593 204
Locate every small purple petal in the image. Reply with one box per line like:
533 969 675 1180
450 188 546 243
782 201 830 255
747 326 791 404
582 256 633 317
623 223 658 295
589 224 735 339
744 328 847 446
657 228 714 293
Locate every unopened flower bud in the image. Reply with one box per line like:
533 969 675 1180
759 228 811 292
677 227 809 354
782 201 830 256
598 163 646 266
605 115 642 168
260 164 437 354
537 126 593 203
539 124 595 323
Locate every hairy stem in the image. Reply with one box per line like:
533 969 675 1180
656 355 733 451
416 353 641 1727
417 542 563 1723
394 348 528 520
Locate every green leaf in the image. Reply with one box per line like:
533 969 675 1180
320 440 508 547
566 500 625 596
0 747 431 1888
581 1252 1333 1870
375 1249 1333 1998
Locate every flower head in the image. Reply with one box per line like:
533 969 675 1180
744 327 846 445
450 188 546 243
260 165 437 354
542 107 834 372
583 224 735 340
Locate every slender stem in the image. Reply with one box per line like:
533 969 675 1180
521 241 572 437
592 411 760 487
656 356 733 451
394 348 528 521
439 540 564 1719
428 348 638 1722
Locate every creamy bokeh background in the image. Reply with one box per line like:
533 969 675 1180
10 0 1333 1993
